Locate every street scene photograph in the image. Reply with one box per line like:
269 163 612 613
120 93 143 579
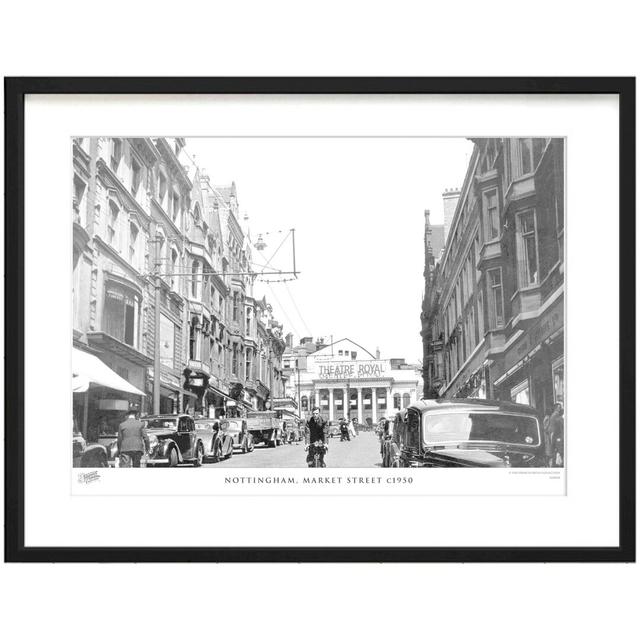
72 136 565 469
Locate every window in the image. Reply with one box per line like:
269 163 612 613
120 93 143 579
503 139 512 189
393 393 401 409
103 284 138 347
518 138 546 176
107 200 119 249
171 249 179 292
158 172 167 206
172 192 181 224
131 157 141 197
487 268 504 328
532 138 547 166
129 223 138 266
474 234 481 280
351 351 357 360
338 350 343 356
510 379 530 405
245 350 252 380
232 345 238 375
402 393 411 408
552 358 564 405
191 260 199 298
232 292 239 321
246 307 252 335
519 138 533 175
189 325 196 360
483 189 500 240
155 234 165 272
110 138 122 172
73 176 86 224
517 210 539 286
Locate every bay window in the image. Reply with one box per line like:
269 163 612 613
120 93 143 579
129 222 139 268
483 189 500 240
131 156 141 197
107 200 120 250
103 283 139 347
516 210 539 286
487 268 504 328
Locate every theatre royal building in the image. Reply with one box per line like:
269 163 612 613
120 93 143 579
283 337 421 425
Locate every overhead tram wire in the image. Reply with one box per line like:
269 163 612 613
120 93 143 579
265 281 302 341
283 280 313 337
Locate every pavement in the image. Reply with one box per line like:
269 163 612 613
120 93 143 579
202 430 383 468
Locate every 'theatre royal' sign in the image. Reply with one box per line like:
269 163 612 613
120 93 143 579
316 359 389 380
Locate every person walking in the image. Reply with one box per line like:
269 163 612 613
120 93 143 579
117 410 150 468
548 403 564 467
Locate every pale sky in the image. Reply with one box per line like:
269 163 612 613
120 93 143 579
186 137 473 363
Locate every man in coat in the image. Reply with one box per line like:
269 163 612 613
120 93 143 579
117 410 150 468
545 403 564 467
304 407 329 467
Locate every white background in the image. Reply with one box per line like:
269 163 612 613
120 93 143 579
1 2 638 640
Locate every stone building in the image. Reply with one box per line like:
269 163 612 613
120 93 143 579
421 138 564 418
284 338 421 424
72 137 288 437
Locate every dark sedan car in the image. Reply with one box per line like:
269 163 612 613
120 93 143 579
389 399 545 468
138 414 205 467
195 418 235 461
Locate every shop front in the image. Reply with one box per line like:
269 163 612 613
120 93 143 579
72 347 146 442
492 294 564 418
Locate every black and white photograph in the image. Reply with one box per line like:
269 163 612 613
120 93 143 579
72 135 565 472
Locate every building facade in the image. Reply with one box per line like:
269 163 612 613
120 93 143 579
72 137 288 437
283 338 421 424
421 138 564 419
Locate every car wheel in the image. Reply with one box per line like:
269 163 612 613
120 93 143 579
390 457 401 468
193 442 204 467
167 447 178 467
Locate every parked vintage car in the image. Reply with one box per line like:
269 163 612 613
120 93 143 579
283 420 303 443
224 418 255 453
129 414 206 467
73 431 109 468
327 421 341 438
195 418 235 461
388 399 545 468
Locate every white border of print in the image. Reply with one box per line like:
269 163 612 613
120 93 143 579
24 94 618 548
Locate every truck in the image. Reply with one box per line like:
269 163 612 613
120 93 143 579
245 411 284 448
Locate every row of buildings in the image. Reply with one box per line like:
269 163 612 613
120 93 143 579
73 137 287 437
421 138 564 419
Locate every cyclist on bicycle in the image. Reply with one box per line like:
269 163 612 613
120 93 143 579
304 407 328 467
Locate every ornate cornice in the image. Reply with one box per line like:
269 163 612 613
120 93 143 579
96 158 151 224
155 138 192 190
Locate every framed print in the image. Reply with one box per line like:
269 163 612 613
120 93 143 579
4 77 635 562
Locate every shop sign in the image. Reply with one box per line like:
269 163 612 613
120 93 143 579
504 302 563 372
316 359 389 380
99 399 129 411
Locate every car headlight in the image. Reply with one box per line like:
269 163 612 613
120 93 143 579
148 434 159 452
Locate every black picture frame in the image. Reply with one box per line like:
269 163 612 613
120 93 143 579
4 77 635 563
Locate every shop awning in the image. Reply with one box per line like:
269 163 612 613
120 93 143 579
72 347 146 396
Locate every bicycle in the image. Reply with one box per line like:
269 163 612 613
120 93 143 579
306 440 328 468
